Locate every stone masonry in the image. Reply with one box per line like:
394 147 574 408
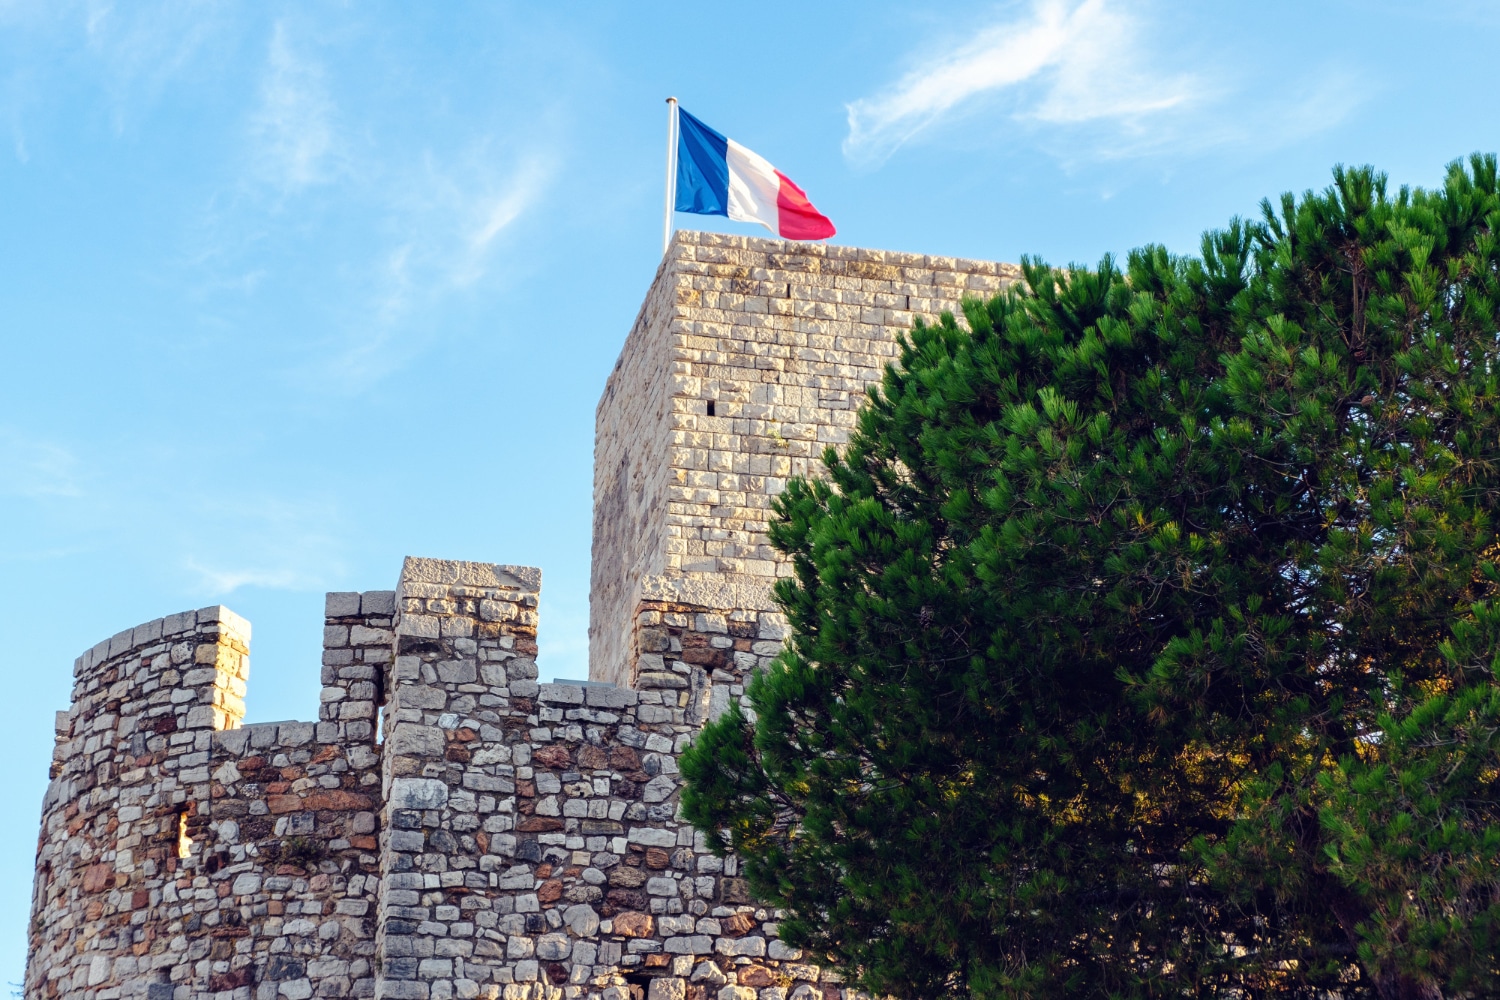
589 231 1019 685
27 232 1017 1000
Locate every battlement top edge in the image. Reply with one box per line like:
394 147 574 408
666 227 1018 276
638 574 779 614
398 556 541 593
73 604 251 677
197 604 252 638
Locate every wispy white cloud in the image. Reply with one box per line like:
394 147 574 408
183 560 317 594
1199 68 1363 155
81 0 228 133
0 424 344 596
845 0 1359 167
471 158 548 256
845 0 1194 164
390 148 554 293
458 154 552 284
3 70 31 163
176 17 559 391
249 20 338 191
309 149 554 388
39 7 566 394
0 427 82 498
178 493 343 596
0 0 230 167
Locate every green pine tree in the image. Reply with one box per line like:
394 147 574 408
681 156 1500 1000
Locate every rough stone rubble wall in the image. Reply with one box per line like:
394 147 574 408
28 594 394 1000
188 590 396 998
590 230 1019 686
374 559 816 1000
30 607 252 999
28 560 833 1000
375 557 547 997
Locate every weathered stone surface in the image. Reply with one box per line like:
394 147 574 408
739 966 777 987
303 789 374 812
390 776 449 810
649 978 687 1000
536 934 571 960
564 903 600 936
613 911 655 938
80 864 111 893
590 230 1018 685
389 724 446 757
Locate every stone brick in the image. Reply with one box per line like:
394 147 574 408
390 777 449 811
613 912 654 938
650 979 688 1000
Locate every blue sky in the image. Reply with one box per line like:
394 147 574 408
3 0 1499 985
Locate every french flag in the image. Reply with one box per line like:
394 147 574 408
674 107 835 241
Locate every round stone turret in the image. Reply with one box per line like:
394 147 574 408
29 607 248 999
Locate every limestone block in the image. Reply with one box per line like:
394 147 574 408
398 685 448 710
388 725 446 758
650 979 687 1000
437 660 477 684
390 777 449 811
232 873 262 895
716 936 767 957
326 592 361 618
400 557 541 593
535 934 570 960
563 903 600 936
538 684 584 705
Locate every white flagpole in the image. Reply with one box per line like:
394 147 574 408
663 96 678 256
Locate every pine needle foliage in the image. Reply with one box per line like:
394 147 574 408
679 157 1500 1000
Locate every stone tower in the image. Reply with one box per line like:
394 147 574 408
590 231 1018 686
26 232 1015 1000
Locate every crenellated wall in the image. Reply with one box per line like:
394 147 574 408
31 607 251 998
28 592 399 1000
368 559 808 1000
28 559 826 1000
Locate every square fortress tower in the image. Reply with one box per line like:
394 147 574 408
590 230 1020 685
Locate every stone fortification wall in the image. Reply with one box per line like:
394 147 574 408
589 230 1019 686
590 256 678 695
31 606 251 999
374 559 814 1000
29 595 392 1000
29 558 835 1000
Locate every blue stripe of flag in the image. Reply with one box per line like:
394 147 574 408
675 108 730 217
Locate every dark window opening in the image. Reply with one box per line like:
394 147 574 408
33 863 50 915
706 400 716 417
622 971 652 1000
